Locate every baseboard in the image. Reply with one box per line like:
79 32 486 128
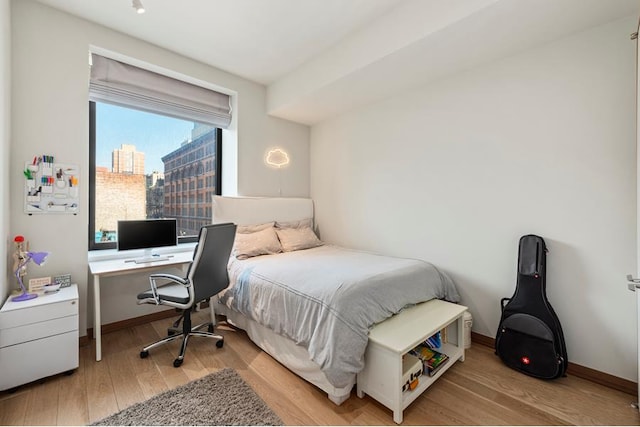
86 309 177 340
81 317 637 397
471 332 637 397
471 331 495 348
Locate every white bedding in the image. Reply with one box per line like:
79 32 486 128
218 244 460 389
212 196 460 403
217 305 355 404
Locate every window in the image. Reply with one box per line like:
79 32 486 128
89 101 222 250
87 53 230 250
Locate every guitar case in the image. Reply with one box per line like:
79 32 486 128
495 234 568 379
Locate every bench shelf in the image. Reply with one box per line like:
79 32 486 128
356 299 468 424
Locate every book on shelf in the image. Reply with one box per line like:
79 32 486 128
409 344 450 377
425 350 449 377
425 330 442 348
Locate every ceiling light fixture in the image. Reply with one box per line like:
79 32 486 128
132 0 145 14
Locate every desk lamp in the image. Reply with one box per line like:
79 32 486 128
12 251 49 302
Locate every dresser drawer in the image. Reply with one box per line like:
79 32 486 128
0 330 79 391
0 297 78 329
0 315 78 348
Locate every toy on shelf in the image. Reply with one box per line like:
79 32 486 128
13 235 28 286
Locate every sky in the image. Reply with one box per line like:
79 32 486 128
96 103 194 174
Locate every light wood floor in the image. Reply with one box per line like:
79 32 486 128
1 310 639 426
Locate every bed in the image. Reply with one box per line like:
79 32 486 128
211 196 460 405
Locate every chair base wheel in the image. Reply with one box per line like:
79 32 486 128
173 358 183 367
208 324 214 333
140 350 149 359
216 339 224 348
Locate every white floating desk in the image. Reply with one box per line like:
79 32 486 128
88 250 193 361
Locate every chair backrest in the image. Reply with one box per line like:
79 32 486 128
187 222 236 303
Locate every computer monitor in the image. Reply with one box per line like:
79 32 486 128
117 219 177 263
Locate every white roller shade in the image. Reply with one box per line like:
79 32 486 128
89 54 231 128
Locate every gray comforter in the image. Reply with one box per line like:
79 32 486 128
219 245 460 388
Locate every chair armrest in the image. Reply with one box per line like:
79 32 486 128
149 273 188 284
148 274 189 304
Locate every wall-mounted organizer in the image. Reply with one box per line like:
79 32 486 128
23 157 79 215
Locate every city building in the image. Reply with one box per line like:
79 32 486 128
162 124 218 237
94 144 147 241
146 171 165 219
94 166 146 241
112 143 145 175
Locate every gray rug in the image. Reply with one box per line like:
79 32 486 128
92 368 283 426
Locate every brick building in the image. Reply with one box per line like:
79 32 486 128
94 166 146 239
162 124 218 237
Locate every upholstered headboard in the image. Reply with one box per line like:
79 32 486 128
212 196 314 226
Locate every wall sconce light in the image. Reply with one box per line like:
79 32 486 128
265 148 290 196
265 148 290 169
132 0 145 14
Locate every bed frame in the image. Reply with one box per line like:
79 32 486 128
211 196 353 405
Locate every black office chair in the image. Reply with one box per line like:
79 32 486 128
136 222 236 367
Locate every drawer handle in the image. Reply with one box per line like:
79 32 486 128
71 301 76 305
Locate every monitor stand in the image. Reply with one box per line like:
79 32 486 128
132 248 170 264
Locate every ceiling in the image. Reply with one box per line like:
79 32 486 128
35 0 401 85
33 0 640 125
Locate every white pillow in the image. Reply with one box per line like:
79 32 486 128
275 218 313 229
275 227 323 252
237 221 275 234
233 226 282 259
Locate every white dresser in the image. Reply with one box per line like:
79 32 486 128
0 284 79 391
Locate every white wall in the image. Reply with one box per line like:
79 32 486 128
311 17 638 381
10 0 310 334
1 0 10 300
